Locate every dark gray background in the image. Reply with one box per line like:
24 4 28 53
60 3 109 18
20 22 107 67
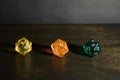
0 0 120 24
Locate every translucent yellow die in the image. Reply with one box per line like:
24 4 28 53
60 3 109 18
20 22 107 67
15 37 32 55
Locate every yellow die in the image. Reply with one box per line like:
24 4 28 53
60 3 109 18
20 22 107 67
15 37 32 55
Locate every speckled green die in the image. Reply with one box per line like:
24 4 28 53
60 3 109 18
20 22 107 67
82 39 101 57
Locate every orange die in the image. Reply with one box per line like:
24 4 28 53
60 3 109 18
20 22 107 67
51 39 69 58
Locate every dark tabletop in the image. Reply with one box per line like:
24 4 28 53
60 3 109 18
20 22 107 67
0 24 120 80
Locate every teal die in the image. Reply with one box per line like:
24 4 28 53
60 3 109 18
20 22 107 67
82 39 101 57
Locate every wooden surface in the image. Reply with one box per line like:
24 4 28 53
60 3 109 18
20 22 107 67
0 24 120 80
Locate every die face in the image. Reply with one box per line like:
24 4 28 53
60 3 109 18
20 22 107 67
15 38 32 55
51 39 69 57
83 39 100 57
